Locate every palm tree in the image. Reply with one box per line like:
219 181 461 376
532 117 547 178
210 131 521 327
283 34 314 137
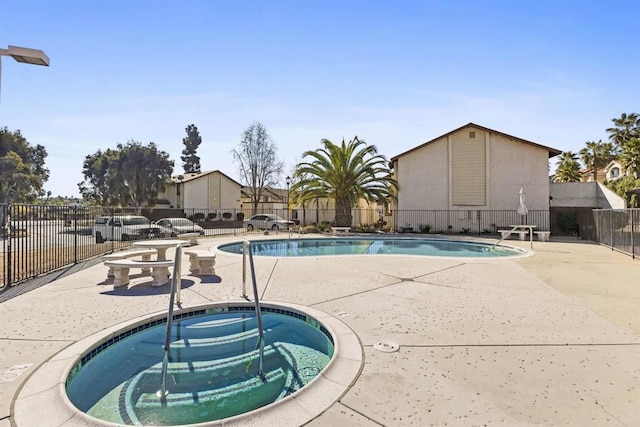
619 137 640 179
554 151 581 182
606 113 640 147
292 137 397 227
579 140 616 181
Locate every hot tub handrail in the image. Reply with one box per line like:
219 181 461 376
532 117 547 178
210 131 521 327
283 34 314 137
242 240 265 377
158 243 182 398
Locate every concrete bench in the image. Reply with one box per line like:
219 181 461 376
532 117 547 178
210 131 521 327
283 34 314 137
331 227 351 236
498 230 528 240
102 249 157 278
184 249 216 275
534 231 551 241
103 259 174 287
177 232 200 246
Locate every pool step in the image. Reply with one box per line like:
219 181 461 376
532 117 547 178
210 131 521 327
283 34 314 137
129 343 291 395
134 321 287 361
130 367 288 425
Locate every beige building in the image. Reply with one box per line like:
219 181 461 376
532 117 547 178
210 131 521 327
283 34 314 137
389 123 562 231
159 170 242 210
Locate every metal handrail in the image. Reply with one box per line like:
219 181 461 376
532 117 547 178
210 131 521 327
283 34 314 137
242 240 265 376
157 244 182 398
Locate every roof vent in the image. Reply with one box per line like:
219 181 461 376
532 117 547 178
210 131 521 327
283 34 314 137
469 131 476 138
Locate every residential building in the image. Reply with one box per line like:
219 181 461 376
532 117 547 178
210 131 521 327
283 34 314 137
158 170 242 210
389 123 562 231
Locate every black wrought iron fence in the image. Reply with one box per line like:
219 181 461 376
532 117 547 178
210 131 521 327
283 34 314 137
0 204 251 289
593 209 639 259
11 204 637 291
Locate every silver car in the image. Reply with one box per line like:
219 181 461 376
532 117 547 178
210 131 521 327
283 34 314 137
155 218 205 236
244 214 295 231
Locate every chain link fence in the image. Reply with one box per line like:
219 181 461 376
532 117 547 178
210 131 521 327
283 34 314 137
593 208 639 258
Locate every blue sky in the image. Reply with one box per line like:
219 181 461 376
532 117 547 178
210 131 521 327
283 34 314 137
1 0 638 198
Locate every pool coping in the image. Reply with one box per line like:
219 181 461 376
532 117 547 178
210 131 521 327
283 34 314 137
214 235 533 261
12 301 364 427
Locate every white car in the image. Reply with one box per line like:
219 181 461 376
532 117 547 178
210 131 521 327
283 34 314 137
244 214 295 231
93 215 171 242
155 218 205 236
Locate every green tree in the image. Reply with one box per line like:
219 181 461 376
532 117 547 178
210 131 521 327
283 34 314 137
232 122 284 214
618 137 640 178
181 124 202 174
606 113 640 147
579 140 615 181
78 140 174 207
554 151 581 182
0 127 49 204
291 136 397 227
78 147 121 206
608 175 640 207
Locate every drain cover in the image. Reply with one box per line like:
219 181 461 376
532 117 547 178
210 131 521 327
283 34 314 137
373 340 400 353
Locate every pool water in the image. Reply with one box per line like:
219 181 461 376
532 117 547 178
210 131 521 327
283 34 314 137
65 309 334 426
218 238 523 257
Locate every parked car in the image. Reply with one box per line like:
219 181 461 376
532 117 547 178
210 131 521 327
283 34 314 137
93 215 171 243
244 214 295 231
155 217 205 236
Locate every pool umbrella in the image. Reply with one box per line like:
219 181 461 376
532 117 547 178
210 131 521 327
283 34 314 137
517 186 528 223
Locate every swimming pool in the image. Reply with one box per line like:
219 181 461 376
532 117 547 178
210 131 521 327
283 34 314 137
57 302 358 426
217 238 525 258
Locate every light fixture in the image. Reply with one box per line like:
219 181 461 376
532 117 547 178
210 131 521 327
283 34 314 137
0 45 50 66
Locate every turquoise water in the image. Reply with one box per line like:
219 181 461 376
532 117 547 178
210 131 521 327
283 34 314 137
66 310 334 426
218 238 523 257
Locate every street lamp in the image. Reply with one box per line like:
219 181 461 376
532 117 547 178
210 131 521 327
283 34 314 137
0 45 50 98
0 45 49 288
176 175 184 209
285 176 291 221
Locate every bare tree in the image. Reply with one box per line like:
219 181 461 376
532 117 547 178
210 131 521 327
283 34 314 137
232 122 284 214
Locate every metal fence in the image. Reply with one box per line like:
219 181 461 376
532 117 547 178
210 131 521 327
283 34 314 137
0 204 254 289
3 204 636 290
593 209 639 259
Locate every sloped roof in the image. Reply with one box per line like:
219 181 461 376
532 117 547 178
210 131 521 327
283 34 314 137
169 170 241 186
390 122 562 163
240 186 287 200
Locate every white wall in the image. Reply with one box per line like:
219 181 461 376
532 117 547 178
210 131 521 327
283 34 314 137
488 132 551 210
550 182 626 209
396 137 449 210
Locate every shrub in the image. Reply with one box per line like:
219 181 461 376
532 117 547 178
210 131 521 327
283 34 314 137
303 224 319 233
206 213 217 221
355 223 376 233
419 224 432 233
222 212 232 220
318 221 332 232
236 212 245 221
193 213 205 222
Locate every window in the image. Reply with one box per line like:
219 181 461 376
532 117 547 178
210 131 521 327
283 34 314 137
610 167 620 178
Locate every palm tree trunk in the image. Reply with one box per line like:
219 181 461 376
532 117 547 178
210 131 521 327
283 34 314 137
335 198 352 227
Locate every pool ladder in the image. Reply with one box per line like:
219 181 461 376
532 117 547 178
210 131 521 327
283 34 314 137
158 244 183 398
241 240 266 378
158 242 268 399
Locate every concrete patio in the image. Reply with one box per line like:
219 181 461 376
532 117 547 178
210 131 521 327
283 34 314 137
1 234 638 426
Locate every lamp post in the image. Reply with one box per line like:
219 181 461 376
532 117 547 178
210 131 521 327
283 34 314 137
0 45 50 99
176 175 184 209
0 45 49 288
285 176 291 221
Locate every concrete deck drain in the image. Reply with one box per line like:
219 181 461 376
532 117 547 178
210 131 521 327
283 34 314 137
373 340 400 353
